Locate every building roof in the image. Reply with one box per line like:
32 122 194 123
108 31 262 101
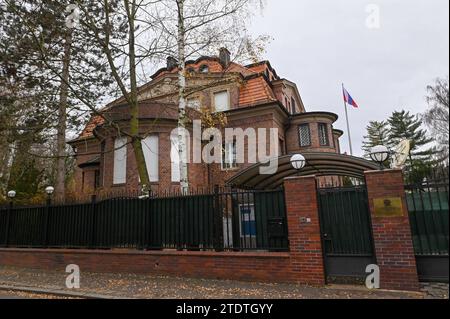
226 153 379 189
79 115 104 139
238 76 277 106
78 156 100 168
73 55 294 141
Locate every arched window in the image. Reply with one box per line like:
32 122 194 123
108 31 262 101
199 64 209 73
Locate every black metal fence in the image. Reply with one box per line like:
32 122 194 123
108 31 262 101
405 167 449 256
0 188 289 252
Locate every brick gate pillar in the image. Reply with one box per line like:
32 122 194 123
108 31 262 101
364 169 420 291
283 176 325 286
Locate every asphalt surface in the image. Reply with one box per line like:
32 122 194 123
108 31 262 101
0 290 72 299
0 265 447 299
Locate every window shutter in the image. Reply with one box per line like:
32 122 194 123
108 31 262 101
113 137 127 184
214 91 230 112
142 135 159 182
170 135 181 182
318 123 329 146
298 124 311 147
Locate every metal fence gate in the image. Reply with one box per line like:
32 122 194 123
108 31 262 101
405 170 449 283
0 188 289 252
317 185 375 282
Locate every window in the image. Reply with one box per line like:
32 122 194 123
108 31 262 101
100 141 106 187
214 91 230 112
279 138 285 155
171 134 180 182
199 65 209 73
81 172 85 192
142 135 159 182
291 97 296 114
113 137 127 184
318 123 329 146
187 98 200 110
94 170 100 189
221 140 237 170
298 124 311 147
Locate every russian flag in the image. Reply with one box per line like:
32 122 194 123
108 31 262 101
343 86 359 108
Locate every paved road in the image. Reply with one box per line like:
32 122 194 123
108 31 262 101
0 290 33 299
0 265 437 299
0 289 70 299
0 293 21 299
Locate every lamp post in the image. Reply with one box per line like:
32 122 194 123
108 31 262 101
4 190 16 246
7 190 16 208
369 145 390 170
45 186 54 206
290 154 306 175
44 186 54 247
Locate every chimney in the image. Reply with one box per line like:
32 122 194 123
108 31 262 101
166 56 178 70
219 48 231 67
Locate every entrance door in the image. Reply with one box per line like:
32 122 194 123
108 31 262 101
317 185 375 282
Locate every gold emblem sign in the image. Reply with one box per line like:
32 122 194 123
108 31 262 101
373 197 404 217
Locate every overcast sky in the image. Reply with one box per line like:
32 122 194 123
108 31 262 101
249 0 449 156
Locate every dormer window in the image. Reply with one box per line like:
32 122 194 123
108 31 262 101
199 65 209 73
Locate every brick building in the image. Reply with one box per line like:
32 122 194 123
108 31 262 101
68 48 344 195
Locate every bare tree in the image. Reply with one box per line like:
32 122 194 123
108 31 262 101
153 0 267 193
423 77 449 162
2 0 119 200
2 0 267 197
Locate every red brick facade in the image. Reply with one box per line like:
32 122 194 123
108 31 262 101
365 169 420 291
284 175 326 285
68 53 343 196
0 249 294 283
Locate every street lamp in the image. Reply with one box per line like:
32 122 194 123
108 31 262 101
7 190 16 209
7 190 16 199
45 186 54 205
290 154 306 172
5 190 16 246
45 186 55 195
369 145 390 170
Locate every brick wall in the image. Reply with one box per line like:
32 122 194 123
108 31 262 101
0 249 292 283
0 175 326 286
365 169 420 291
0 172 422 291
284 175 326 285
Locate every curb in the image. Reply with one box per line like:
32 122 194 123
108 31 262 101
326 284 425 297
0 284 129 299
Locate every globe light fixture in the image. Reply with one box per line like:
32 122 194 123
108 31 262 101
369 145 390 169
45 186 55 195
7 190 16 199
290 154 306 171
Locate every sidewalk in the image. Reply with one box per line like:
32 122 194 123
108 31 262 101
0 265 446 299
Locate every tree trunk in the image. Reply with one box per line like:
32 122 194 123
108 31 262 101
126 0 151 191
55 31 72 201
177 0 189 194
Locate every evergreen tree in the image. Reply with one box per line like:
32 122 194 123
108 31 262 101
388 110 435 181
362 120 389 156
1 0 117 202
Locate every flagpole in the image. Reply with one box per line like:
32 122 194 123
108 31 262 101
342 83 354 156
